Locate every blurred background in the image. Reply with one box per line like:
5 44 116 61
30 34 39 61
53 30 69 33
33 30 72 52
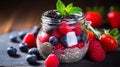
0 0 120 34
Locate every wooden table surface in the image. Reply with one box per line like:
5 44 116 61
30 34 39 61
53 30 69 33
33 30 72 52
0 0 120 34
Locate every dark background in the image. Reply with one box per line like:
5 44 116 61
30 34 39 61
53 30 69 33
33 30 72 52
0 0 120 34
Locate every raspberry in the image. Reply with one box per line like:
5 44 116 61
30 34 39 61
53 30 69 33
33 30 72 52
45 54 59 67
58 22 72 35
90 47 106 62
88 40 106 62
22 33 36 48
77 42 84 48
37 32 50 43
53 43 65 50
72 23 82 36
88 40 102 54
51 30 61 39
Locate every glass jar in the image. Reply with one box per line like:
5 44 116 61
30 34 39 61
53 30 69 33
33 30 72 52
36 10 89 63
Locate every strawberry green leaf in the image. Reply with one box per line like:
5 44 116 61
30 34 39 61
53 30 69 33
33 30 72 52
56 0 66 15
110 28 119 39
66 3 73 13
69 7 82 15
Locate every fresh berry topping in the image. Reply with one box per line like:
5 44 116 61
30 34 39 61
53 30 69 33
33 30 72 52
18 31 27 40
22 33 36 48
45 54 59 67
7 46 17 56
19 43 28 52
77 36 81 42
31 25 41 38
77 42 84 48
80 30 87 42
28 47 40 59
90 47 106 62
37 32 50 43
58 22 72 35
26 54 37 64
45 10 61 19
10 35 20 43
49 36 59 46
51 30 61 39
60 36 68 48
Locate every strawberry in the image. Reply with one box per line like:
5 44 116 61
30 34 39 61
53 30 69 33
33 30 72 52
88 40 106 62
85 7 103 28
107 6 120 28
22 33 36 48
90 47 106 62
58 21 72 35
86 30 96 42
37 32 50 43
100 29 118 53
51 30 61 39
45 54 59 67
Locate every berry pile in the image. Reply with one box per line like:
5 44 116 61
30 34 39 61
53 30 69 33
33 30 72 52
86 29 119 62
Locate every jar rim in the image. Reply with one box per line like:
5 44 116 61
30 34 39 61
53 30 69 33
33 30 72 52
41 9 85 24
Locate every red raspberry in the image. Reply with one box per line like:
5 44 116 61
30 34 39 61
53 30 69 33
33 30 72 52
88 40 106 62
52 30 61 39
77 42 84 48
88 40 102 54
45 54 59 67
37 32 50 43
58 22 72 35
90 47 106 62
53 43 65 50
22 33 36 48
72 23 82 36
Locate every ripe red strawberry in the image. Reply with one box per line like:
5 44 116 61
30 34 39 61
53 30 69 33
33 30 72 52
22 33 36 48
45 54 59 67
77 41 84 48
86 30 96 42
85 9 103 28
52 30 61 39
37 32 50 43
58 21 72 35
107 10 120 28
100 34 118 53
90 47 106 62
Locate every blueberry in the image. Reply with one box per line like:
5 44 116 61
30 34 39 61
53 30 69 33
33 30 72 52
60 36 68 48
10 35 20 43
80 30 87 42
77 36 81 42
26 54 37 64
28 48 40 58
49 36 58 46
18 32 27 40
31 26 41 38
7 46 17 56
19 43 28 52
